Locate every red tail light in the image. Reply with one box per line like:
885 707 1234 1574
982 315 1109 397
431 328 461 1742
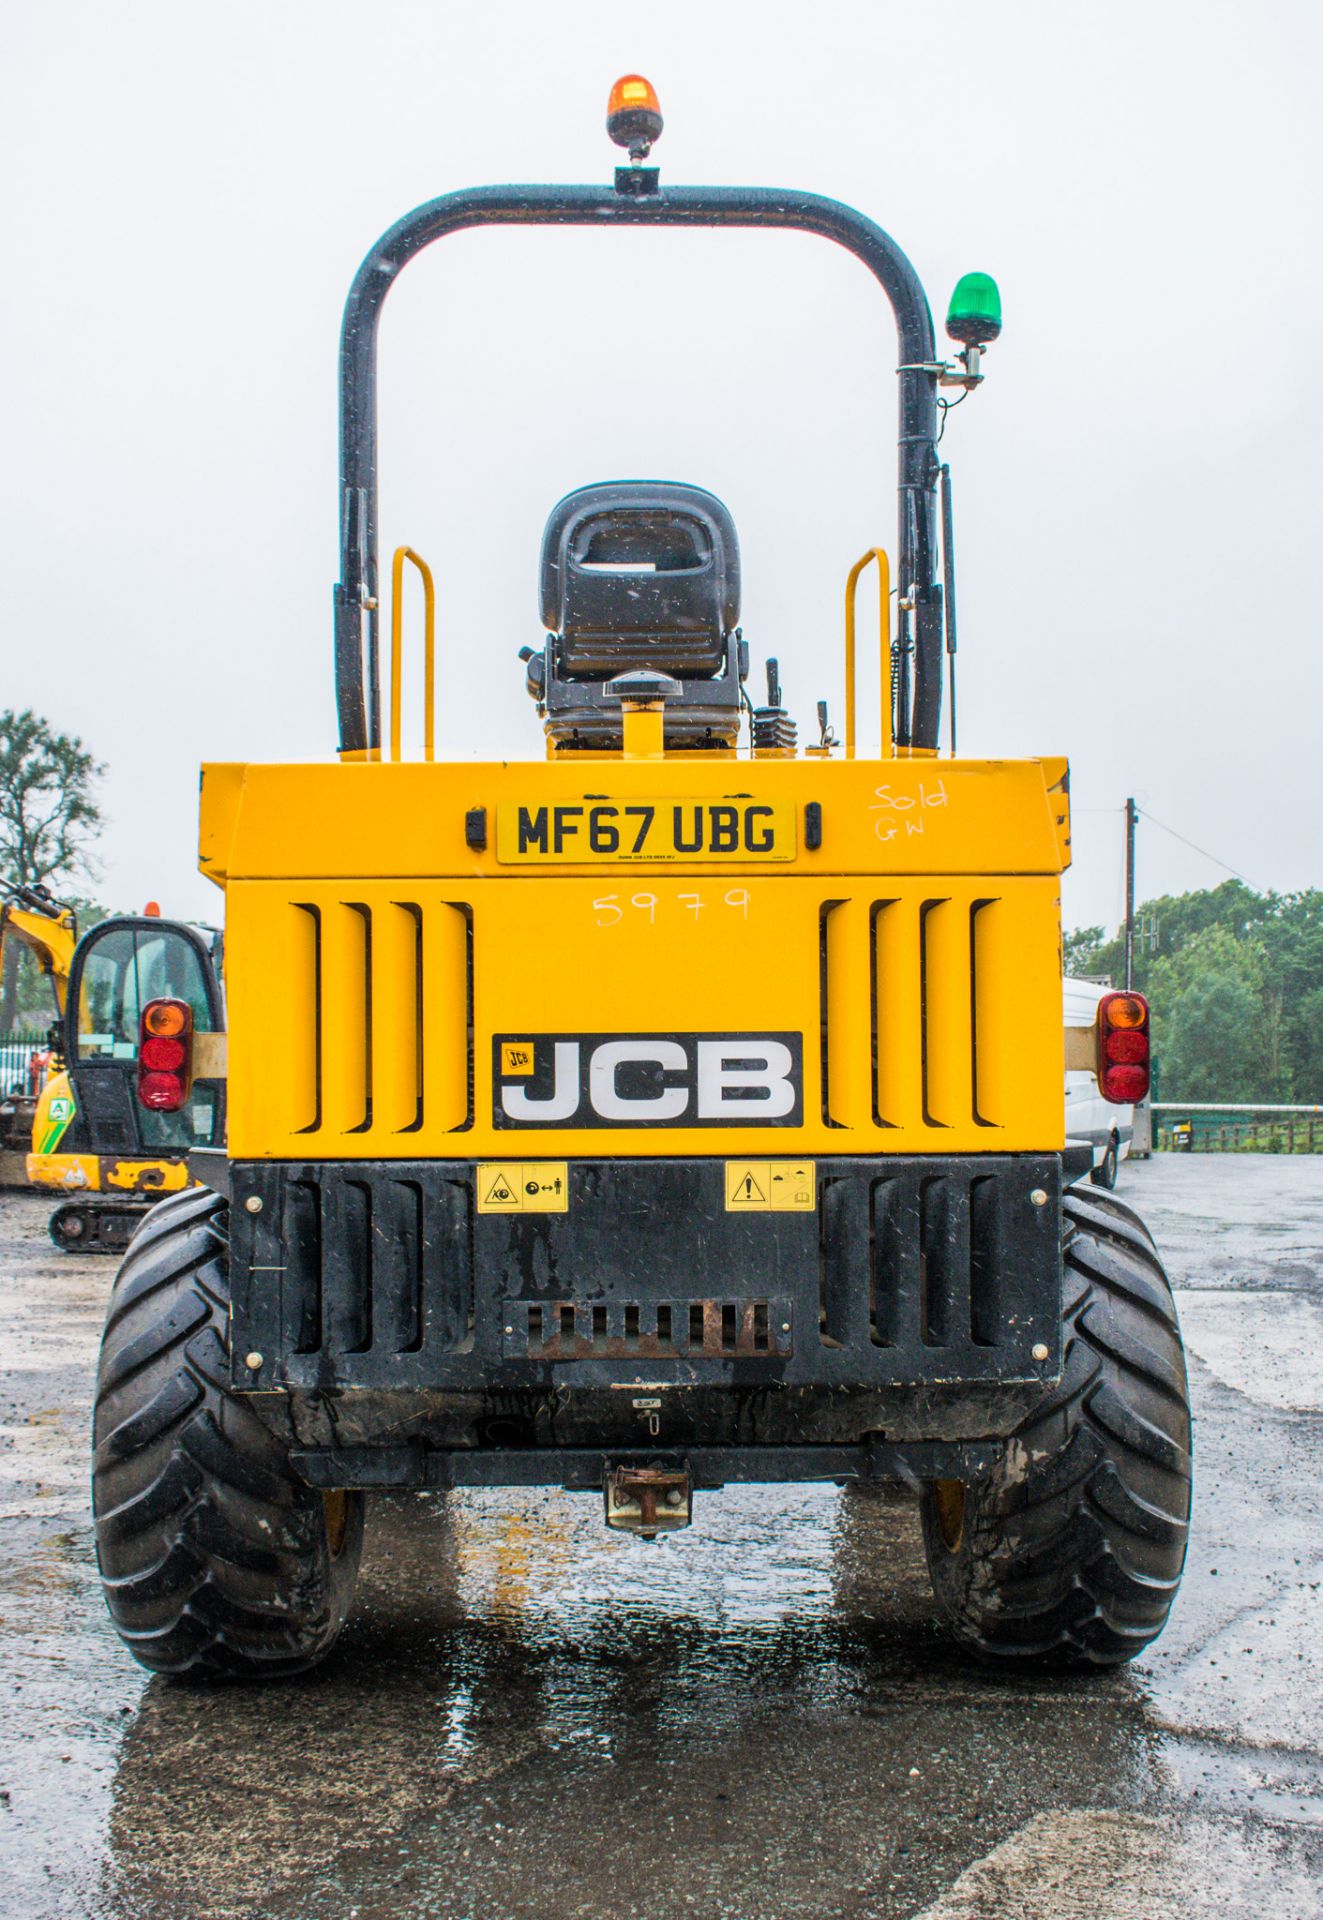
1096 991 1150 1104
138 999 193 1111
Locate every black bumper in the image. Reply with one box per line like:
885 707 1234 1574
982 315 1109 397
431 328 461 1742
228 1153 1064 1401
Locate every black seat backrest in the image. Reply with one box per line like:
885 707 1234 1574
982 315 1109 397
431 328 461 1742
540 481 740 678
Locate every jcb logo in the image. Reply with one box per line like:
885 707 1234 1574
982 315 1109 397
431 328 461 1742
492 1033 803 1129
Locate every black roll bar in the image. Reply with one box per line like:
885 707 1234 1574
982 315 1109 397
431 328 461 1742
335 183 942 756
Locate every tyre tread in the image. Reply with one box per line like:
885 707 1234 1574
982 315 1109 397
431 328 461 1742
922 1188 1191 1668
92 1192 362 1678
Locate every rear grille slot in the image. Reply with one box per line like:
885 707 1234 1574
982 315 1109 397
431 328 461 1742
285 1177 323 1354
371 1177 427 1354
970 895 1005 1129
502 1297 791 1360
917 1174 971 1348
346 904 373 1134
291 902 322 1134
868 900 898 1130
868 1176 911 1348
325 1177 372 1352
818 899 849 1127
969 1174 1001 1346
399 902 425 1133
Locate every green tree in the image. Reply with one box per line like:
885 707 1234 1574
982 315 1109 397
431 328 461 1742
1290 985 1323 1101
1063 924 1107 976
0 710 104 1031
0 709 103 885
1148 926 1282 1102
1159 972 1263 1102
1072 879 1269 996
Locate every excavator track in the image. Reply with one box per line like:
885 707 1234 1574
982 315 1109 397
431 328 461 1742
48 1199 155 1256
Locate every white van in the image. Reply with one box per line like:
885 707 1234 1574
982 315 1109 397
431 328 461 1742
1063 978 1135 1189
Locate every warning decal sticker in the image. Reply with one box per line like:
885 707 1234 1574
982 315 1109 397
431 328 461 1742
724 1161 816 1212
729 1167 768 1205
477 1163 569 1214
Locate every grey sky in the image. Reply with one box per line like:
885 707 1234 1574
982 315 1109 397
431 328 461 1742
4 0 1319 933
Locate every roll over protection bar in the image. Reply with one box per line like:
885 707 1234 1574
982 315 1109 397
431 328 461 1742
335 183 942 757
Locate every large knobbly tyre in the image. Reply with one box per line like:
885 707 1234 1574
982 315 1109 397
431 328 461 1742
92 1187 365 1678
921 1185 1191 1667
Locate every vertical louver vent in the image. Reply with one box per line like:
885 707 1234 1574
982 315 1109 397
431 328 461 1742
288 899 472 1139
820 892 1007 1135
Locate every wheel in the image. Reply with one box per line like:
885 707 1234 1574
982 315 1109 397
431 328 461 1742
48 1202 88 1250
921 1184 1191 1667
1090 1134 1120 1190
92 1187 365 1678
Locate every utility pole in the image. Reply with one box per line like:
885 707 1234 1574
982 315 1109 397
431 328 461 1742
1124 797 1137 990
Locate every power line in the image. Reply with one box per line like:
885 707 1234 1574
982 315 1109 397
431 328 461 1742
1135 809 1259 890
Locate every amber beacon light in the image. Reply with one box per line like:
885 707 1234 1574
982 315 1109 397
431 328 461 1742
607 74 663 160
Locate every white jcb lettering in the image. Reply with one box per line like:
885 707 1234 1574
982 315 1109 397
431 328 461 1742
588 1040 689 1121
695 1041 796 1120
497 1034 802 1126
500 1041 581 1121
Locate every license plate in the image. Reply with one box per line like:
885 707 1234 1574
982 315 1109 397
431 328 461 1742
495 799 796 864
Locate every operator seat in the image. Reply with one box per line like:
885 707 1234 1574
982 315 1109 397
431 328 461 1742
524 481 747 749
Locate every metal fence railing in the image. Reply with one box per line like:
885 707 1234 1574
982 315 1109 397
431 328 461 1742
0 1030 50 1095
1152 1103 1323 1154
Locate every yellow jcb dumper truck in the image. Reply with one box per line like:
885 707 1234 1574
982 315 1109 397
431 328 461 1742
91 77 1191 1679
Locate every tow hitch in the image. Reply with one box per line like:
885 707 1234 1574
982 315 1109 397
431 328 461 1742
605 1462 692 1539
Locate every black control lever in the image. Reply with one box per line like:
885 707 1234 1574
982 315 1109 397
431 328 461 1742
752 656 796 752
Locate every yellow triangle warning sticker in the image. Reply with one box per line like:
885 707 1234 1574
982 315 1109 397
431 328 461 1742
726 1161 770 1208
483 1172 518 1207
725 1160 816 1212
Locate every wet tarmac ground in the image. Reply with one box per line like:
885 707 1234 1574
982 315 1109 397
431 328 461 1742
2 1156 1321 1919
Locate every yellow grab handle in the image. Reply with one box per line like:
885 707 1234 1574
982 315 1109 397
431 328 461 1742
390 545 436 763
844 547 892 760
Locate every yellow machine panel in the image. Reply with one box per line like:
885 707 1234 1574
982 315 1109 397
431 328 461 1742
211 756 1068 1163
200 755 1070 885
26 1150 192 1197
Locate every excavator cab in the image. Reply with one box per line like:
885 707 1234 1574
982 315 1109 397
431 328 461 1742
27 916 225 1250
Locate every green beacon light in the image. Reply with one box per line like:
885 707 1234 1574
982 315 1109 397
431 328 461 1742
945 272 1002 347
